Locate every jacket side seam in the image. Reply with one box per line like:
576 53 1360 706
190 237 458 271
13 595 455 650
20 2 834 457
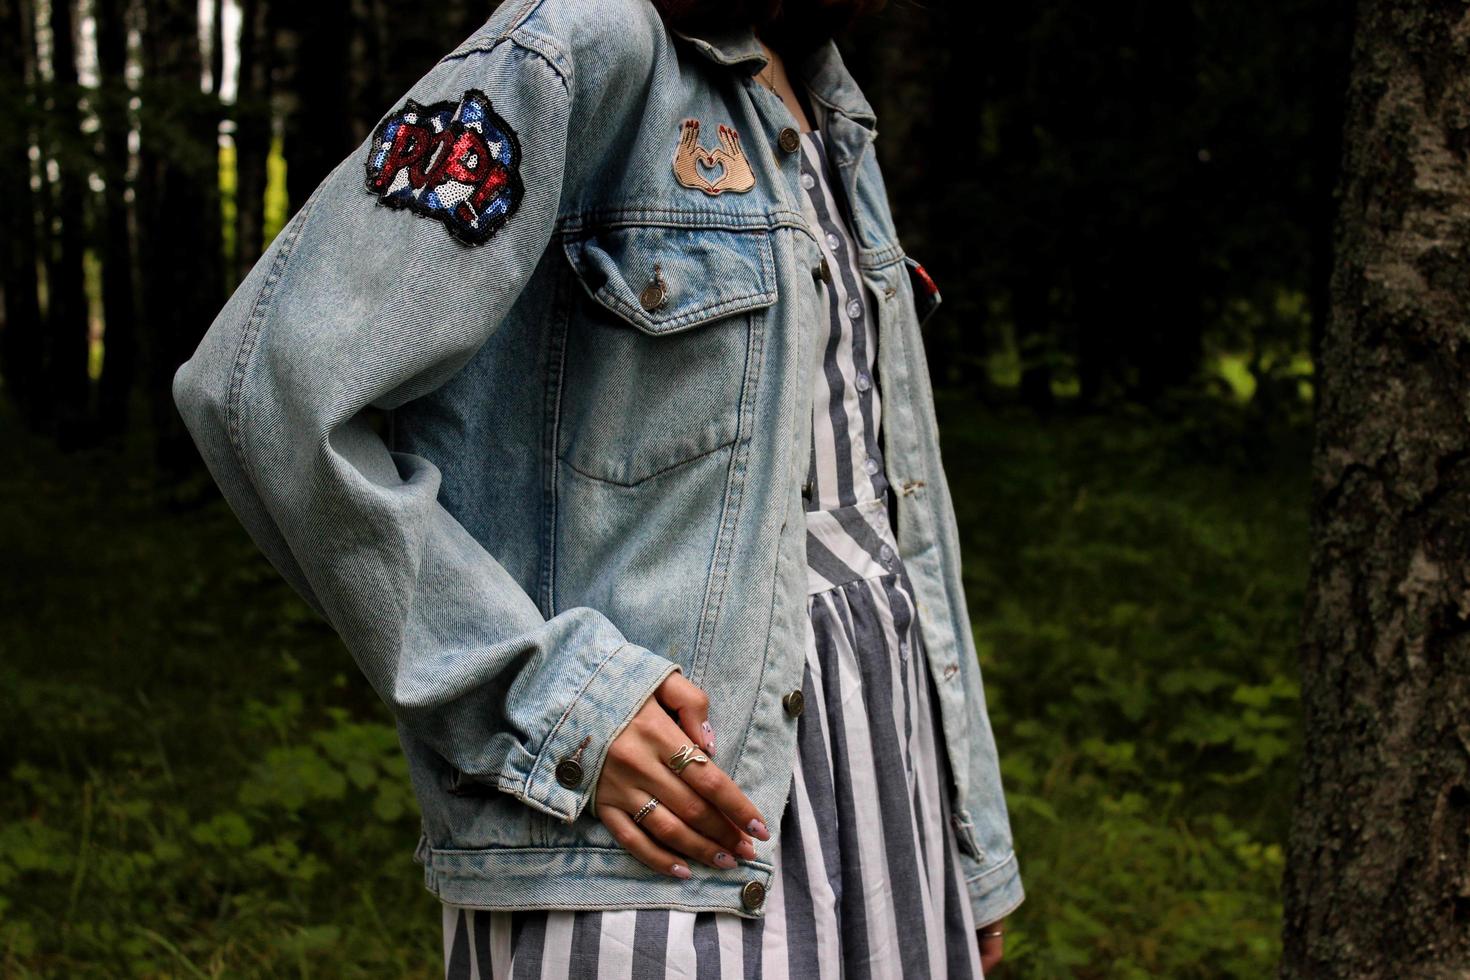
690 237 774 698
539 261 573 614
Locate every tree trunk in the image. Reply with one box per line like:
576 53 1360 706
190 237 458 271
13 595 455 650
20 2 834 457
277 0 354 212
45 0 93 438
233 0 272 278
95 0 139 435
0 0 45 424
137 0 222 476
1282 2 1470 977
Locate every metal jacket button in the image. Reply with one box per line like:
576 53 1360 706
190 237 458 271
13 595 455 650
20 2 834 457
639 281 667 312
555 756 584 788
778 127 800 153
555 735 592 789
741 879 767 910
782 689 805 718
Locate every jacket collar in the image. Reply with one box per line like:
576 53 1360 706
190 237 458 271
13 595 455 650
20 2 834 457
671 22 877 133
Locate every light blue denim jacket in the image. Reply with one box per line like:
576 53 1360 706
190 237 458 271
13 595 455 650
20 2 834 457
172 0 1023 927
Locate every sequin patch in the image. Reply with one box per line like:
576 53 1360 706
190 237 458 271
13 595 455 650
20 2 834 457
364 89 523 246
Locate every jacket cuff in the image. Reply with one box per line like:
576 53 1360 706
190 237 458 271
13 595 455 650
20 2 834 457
512 641 680 824
962 851 1025 929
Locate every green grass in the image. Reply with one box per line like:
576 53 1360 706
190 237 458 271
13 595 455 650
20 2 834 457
938 394 1307 977
0 420 439 977
0 397 1307 977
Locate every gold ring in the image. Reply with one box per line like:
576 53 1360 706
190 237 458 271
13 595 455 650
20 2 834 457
667 743 709 774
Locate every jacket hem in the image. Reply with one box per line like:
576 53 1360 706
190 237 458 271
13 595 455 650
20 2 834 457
421 840 776 917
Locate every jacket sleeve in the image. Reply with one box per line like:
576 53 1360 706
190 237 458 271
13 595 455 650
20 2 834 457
171 32 678 825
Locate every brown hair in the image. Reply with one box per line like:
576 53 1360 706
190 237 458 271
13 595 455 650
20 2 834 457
650 0 887 54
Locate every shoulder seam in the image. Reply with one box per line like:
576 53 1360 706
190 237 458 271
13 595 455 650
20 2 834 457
440 24 572 92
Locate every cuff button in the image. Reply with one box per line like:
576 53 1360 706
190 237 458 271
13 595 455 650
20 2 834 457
555 734 592 789
741 879 767 910
555 757 584 789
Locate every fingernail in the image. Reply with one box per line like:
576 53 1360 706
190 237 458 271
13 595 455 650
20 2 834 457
746 818 769 841
701 721 715 754
713 851 737 869
670 863 692 879
735 838 757 860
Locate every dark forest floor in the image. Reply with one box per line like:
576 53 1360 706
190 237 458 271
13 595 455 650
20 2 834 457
0 397 1309 978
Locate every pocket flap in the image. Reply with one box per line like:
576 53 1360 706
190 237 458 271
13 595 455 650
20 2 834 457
562 224 778 335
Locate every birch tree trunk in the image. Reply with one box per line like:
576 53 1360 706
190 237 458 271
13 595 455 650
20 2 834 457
1283 2 1470 976
95 0 138 434
45 0 92 435
0 0 45 424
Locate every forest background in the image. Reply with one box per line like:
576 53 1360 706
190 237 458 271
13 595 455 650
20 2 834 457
0 0 1350 976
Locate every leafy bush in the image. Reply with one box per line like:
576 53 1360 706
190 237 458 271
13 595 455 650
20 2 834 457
0 442 437 977
941 398 1306 978
0 401 1305 976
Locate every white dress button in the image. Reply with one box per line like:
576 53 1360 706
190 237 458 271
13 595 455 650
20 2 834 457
854 371 871 392
826 231 840 250
846 298 863 319
879 543 895 564
801 172 816 189
863 455 880 476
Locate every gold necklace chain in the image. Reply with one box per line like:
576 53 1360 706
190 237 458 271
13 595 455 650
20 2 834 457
755 40 779 94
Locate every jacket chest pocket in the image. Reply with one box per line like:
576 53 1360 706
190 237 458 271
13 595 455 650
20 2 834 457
556 224 777 486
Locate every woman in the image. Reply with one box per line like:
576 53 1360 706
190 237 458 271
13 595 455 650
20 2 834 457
174 0 1023 975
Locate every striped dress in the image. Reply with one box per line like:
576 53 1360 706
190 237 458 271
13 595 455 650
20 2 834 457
441 127 984 980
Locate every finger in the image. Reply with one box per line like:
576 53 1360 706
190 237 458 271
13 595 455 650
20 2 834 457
598 804 691 880
613 705 757 858
647 710 768 842
637 797 741 870
980 940 1003 974
977 928 1004 973
655 670 716 756
641 751 757 858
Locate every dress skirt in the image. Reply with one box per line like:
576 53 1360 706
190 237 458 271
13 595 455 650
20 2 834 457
442 495 984 979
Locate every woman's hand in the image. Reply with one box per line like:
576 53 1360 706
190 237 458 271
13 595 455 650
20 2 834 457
976 918 1006 973
592 671 769 879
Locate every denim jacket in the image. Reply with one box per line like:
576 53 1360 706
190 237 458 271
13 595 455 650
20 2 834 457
172 0 1023 928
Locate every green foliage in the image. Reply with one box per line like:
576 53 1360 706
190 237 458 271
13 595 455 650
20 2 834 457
0 400 1305 976
0 431 437 977
940 397 1307 978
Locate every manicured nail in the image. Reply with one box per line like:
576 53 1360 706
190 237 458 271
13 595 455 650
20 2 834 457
701 721 716 754
713 851 737 869
735 838 757 860
670 863 692 879
746 818 769 841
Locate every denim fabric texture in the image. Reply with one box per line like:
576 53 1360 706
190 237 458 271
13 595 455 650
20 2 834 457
172 0 1024 928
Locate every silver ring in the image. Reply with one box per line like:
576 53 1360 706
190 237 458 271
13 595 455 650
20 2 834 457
978 930 1004 940
632 797 660 824
667 743 709 774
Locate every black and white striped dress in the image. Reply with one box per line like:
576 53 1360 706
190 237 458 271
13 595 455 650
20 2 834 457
441 127 984 980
